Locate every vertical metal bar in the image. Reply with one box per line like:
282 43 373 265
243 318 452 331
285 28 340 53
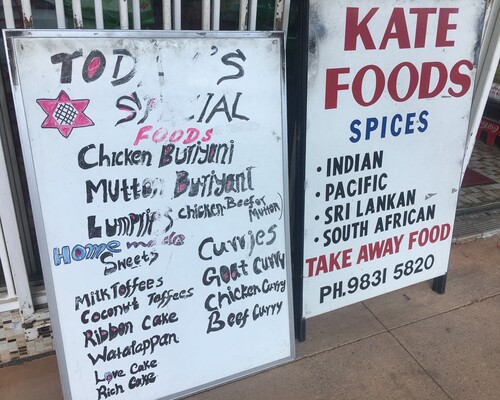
20 0 33 28
163 0 172 30
239 0 249 30
132 0 141 29
202 0 211 30
71 0 84 28
293 0 309 342
248 0 257 31
94 0 104 29
2 0 16 29
55 0 67 28
212 0 220 30
298 318 306 342
0 222 16 300
274 0 285 31
283 0 291 38
173 0 181 29
0 77 34 317
462 1 500 178
119 0 129 29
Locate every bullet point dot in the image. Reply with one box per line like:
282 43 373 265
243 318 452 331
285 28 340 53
315 215 319 221
314 237 319 243
315 192 320 198
317 166 322 172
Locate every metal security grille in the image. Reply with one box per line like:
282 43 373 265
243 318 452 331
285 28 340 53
1 0 290 31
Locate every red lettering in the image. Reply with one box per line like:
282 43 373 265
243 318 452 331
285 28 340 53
316 255 328 275
380 8 411 50
345 7 458 51
184 128 200 144
152 128 168 143
135 126 214 145
419 62 448 98
324 59 471 109
448 59 473 97
169 129 184 142
305 250 352 277
202 128 213 142
388 62 419 102
352 65 385 106
408 224 451 250
305 257 317 278
134 125 152 145
344 7 378 51
325 67 350 109
88 57 102 79
436 8 458 47
410 8 437 48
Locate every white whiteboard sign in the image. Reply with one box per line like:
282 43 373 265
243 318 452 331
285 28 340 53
5 30 294 400
302 0 485 318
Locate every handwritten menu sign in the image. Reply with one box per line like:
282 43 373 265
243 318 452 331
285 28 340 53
5 30 294 399
302 0 485 317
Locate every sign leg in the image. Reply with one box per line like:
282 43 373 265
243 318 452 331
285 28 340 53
432 274 448 294
298 318 306 342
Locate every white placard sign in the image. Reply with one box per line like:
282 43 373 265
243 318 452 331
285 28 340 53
302 0 485 318
5 31 294 399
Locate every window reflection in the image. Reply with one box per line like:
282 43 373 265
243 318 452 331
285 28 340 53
1 0 57 28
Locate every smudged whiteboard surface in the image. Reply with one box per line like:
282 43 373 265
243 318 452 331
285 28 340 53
5 30 294 400
302 0 485 318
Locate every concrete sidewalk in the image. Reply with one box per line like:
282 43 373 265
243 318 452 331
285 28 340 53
1 235 499 400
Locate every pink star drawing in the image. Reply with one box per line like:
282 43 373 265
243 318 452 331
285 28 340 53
36 90 94 138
